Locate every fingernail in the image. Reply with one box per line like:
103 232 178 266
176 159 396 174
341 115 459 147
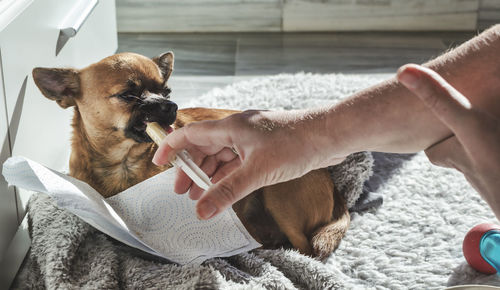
152 145 174 165
197 201 217 220
398 67 420 89
152 153 161 165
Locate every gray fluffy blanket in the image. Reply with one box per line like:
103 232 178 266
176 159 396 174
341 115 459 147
14 73 499 289
13 151 373 289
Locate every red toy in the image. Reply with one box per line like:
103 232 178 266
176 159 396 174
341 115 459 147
463 223 500 274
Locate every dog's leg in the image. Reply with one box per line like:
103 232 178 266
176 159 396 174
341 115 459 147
285 230 314 256
310 210 350 260
261 169 336 257
268 211 314 256
260 189 318 256
310 193 350 260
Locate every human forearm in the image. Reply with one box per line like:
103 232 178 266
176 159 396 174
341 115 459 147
309 25 500 155
153 26 500 219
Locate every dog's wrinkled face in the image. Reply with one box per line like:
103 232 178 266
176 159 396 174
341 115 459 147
32 52 177 144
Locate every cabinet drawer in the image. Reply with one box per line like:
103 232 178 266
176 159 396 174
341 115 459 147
0 50 18 261
0 0 117 215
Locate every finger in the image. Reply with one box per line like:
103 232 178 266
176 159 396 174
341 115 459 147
215 147 239 163
152 141 176 166
188 184 204 201
196 161 255 220
153 120 233 165
191 158 242 200
188 148 240 200
397 64 474 133
189 148 208 165
210 158 242 184
174 167 192 194
173 148 207 194
197 145 239 157
424 135 472 172
188 184 204 200
188 155 218 200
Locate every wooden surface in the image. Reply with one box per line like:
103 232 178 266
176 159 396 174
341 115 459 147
116 0 499 32
283 0 478 31
116 0 282 32
479 0 500 30
118 31 474 106
118 32 474 75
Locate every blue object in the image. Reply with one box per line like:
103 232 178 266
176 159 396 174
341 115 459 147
480 229 500 273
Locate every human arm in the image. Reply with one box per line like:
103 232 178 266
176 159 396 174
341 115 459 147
397 64 500 220
153 25 500 220
319 24 500 155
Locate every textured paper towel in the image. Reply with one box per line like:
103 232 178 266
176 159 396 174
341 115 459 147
2 156 260 265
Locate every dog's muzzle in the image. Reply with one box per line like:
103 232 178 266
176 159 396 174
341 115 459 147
124 94 178 143
140 99 178 120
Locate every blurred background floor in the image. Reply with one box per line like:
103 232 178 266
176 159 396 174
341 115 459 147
117 32 474 106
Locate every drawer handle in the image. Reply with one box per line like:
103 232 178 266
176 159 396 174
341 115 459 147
56 0 99 56
60 0 98 37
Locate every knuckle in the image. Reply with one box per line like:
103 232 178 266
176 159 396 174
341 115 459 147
182 123 195 140
424 92 440 111
241 109 261 117
229 111 252 127
183 122 198 136
418 83 441 110
237 110 264 125
416 76 446 109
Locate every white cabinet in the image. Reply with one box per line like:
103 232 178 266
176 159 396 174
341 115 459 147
0 0 117 217
0 49 18 264
0 0 117 286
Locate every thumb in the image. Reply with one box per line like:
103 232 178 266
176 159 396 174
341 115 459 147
397 64 474 134
195 164 260 220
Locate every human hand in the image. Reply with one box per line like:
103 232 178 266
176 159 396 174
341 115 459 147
397 64 500 220
152 110 346 220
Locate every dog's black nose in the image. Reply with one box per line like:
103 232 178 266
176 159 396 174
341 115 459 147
160 101 177 113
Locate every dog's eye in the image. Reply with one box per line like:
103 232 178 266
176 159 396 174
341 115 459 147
117 92 138 102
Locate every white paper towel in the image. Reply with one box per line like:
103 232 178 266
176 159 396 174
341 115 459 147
2 156 260 265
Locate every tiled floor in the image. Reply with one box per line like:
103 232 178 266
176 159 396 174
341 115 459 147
117 32 475 106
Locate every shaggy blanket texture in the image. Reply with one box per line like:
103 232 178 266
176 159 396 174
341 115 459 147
13 73 500 289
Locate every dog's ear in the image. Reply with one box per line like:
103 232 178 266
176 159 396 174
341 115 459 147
153 51 174 81
32 68 80 109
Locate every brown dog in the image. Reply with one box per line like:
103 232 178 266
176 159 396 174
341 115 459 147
32 52 349 259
